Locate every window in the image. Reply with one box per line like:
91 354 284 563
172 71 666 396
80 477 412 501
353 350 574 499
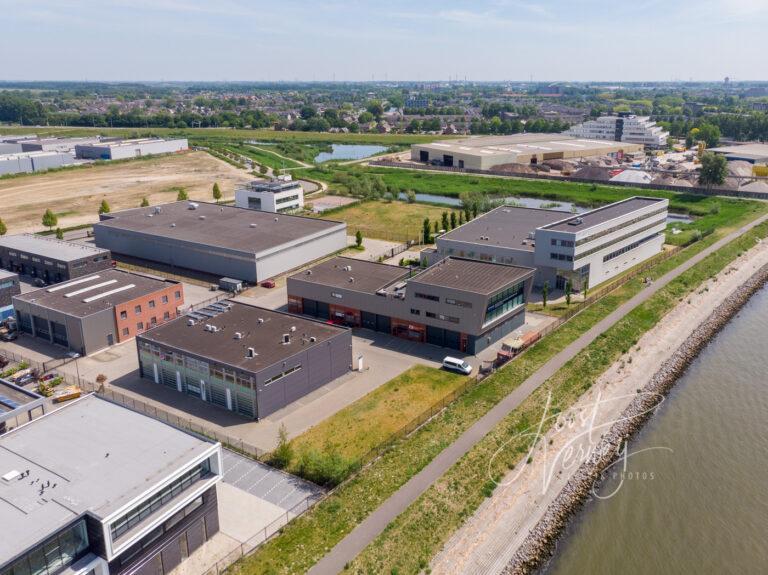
2 520 89 575
331 292 343 299
150 317 157 326
137 322 144 331
148 300 156 309
484 282 525 324
120 310 127 319
410 308 420 316
134 305 142 314
445 298 472 308
425 311 436 318
122 328 130 336
174 290 181 300
163 311 170 320
161 295 169 304
415 292 439 302
263 364 302 385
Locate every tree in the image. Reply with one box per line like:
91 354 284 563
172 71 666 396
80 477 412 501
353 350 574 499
583 276 589 299
433 220 439 234
98 200 111 215
450 211 457 229
405 189 416 203
699 153 727 187
357 111 374 124
270 424 293 469
542 281 549 308
55 228 63 240
441 211 449 231
565 279 573 306
355 230 363 248
458 211 464 226
366 100 384 120
0 218 6 236
697 123 721 148
212 182 222 203
140 197 150 207
176 188 189 201
299 105 317 120
42 209 58 230
422 218 431 244
464 205 471 222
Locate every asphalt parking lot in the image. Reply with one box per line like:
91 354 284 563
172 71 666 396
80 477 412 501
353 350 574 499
221 449 324 511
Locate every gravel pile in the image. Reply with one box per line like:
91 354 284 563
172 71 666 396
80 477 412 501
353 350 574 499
503 262 768 575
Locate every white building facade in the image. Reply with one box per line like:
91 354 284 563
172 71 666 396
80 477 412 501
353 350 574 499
235 176 304 213
565 115 669 148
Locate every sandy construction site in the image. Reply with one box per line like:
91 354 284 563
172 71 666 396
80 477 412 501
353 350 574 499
0 151 251 233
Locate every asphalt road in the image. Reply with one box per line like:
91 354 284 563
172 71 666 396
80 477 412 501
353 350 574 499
308 213 768 575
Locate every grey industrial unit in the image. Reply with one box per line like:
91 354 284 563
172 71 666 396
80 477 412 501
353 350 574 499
136 300 352 419
13 270 183 356
0 394 223 575
430 197 668 290
20 137 102 154
0 143 23 154
0 270 20 320
0 151 74 176
288 256 534 354
75 138 188 160
0 234 112 283
0 378 46 434
93 201 347 283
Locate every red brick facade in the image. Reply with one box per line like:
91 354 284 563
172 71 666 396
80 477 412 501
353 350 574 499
114 283 184 342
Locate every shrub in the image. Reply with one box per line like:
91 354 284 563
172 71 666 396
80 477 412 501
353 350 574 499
295 448 359 487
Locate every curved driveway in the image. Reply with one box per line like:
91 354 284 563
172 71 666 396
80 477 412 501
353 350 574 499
308 213 768 575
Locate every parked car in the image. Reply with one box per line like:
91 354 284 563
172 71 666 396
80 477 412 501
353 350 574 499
260 280 276 289
442 356 472 375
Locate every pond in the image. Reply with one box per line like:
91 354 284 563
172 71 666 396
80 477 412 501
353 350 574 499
314 144 387 163
397 192 693 224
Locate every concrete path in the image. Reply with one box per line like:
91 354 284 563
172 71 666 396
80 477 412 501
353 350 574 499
308 214 768 575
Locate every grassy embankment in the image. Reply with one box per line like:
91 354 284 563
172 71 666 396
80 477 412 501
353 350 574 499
348 216 768 574
221 143 305 170
230 197 766 574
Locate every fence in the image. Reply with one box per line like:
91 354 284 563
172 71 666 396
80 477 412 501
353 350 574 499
366 241 412 262
369 160 768 201
184 292 231 313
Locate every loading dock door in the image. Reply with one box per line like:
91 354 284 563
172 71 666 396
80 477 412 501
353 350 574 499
361 311 377 330
375 314 391 334
444 329 461 350
419 150 429 162
316 301 330 320
302 299 318 317
443 154 454 167
426 325 444 347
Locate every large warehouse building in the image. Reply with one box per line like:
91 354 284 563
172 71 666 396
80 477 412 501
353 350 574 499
13 269 184 355
288 256 534 354
93 201 347 282
0 394 222 575
410 134 642 170
0 151 74 175
430 196 669 290
75 137 188 160
136 300 352 419
0 234 112 283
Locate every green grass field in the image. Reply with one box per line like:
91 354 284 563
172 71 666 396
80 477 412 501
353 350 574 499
231 197 768 575
285 365 466 467
222 143 304 170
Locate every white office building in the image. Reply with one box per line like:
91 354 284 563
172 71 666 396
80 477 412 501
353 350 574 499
565 114 669 148
235 176 304 213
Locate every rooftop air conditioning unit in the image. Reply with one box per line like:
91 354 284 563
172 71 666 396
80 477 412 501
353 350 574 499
569 217 583 226
154 206 162 214
309 336 317 343
282 333 290 344
246 347 256 358
188 202 199 210
250 223 257 228
343 265 352 272
257 318 264 324
187 318 196 326
290 326 296 332
348 277 355 283
234 332 243 339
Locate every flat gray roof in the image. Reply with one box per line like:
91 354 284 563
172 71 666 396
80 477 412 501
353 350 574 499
0 379 43 416
289 257 409 295
0 234 110 263
410 257 533 294
440 206 565 251
0 269 18 281
137 300 348 372
542 197 666 232
709 143 768 161
95 201 345 256
415 134 635 157
14 270 178 318
0 395 215 563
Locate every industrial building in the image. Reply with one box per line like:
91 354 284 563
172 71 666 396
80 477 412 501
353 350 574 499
93 202 347 283
0 270 20 320
0 394 222 575
430 197 669 290
235 176 304 213
0 234 112 283
0 378 46 434
75 138 188 160
0 151 74 176
19 137 102 154
13 270 183 356
565 114 669 148
410 134 642 170
136 300 352 419
288 256 534 354
707 143 768 165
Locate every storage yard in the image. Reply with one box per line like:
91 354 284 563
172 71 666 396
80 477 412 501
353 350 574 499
0 151 250 233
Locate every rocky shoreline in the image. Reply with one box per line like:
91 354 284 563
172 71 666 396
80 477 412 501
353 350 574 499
503 261 768 575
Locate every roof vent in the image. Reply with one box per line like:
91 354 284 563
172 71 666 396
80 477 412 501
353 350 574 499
188 202 199 210
234 332 243 339
250 223 257 228
170 223 176 228
349 277 355 283
187 318 196 326
257 318 264 324
282 333 291 344
309 336 317 343
2 470 21 482
154 206 163 214
246 347 256 358
306 270 312 275
568 217 583 226
343 265 352 272
274 217 279 222
290 326 296 332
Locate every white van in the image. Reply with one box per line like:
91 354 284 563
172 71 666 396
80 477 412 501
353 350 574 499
442 356 472 375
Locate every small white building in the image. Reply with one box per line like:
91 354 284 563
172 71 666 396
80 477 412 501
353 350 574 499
235 175 304 213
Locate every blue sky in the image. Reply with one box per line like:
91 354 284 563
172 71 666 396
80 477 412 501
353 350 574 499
1 0 766 82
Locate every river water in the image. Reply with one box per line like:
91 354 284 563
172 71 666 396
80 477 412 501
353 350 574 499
543 286 768 574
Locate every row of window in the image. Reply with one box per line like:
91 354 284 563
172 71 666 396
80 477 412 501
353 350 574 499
550 238 575 247
550 252 574 262
574 206 667 246
414 292 439 302
1 521 89 575
122 313 169 336
574 217 667 261
410 308 460 324
120 291 181 318
484 282 525 324
602 233 660 263
110 459 211 541
264 364 302 386
445 297 472 308
275 194 300 205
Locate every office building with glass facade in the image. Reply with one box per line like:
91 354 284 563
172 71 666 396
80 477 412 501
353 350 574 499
0 395 222 575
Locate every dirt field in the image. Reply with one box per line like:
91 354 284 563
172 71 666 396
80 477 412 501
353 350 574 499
0 151 251 233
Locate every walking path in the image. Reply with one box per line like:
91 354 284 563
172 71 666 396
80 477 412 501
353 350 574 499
308 213 768 575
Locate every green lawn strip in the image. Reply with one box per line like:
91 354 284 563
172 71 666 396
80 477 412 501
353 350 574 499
222 143 303 170
230 206 763 575
285 365 467 466
348 219 768 575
